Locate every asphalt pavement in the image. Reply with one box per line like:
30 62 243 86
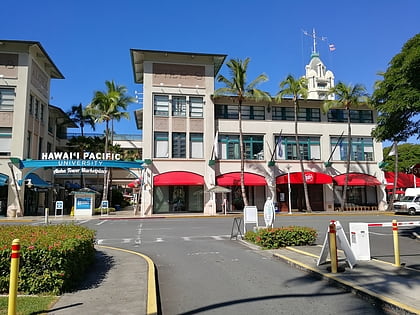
2 210 420 315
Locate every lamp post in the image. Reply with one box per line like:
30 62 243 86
286 164 292 214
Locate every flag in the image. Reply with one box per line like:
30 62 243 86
213 131 219 159
329 44 336 52
388 142 397 156
277 136 283 158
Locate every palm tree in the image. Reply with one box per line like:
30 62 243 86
67 103 96 137
323 82 368 211
87 80 135 202
215 58 271 207
275 74 312 212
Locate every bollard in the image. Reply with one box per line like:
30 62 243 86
8 239 20 315
329 221 338 273
392 219 401 266
44 208 49 225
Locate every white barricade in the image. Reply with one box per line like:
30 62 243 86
349 220 420 261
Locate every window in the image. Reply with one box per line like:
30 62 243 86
27 131 32 159
38 137 43 159
220 135 240 159
172 132 186 158
29 95 34 114
190 97 204 118
243 135 264 159
154 132 168 158
215 105 239 119
328 109 373 123
172 96 186 117
0 88 15 111
273 107 320 122
0 127 12 156
215 105 265 120
276 136 321 160
40 104 45 121
272 107 294 121
34 99 39 119
242 106 265 120
190 133 203 158
47 142 52 153
154 95 169 116
330 137 374 161
219 134 264 160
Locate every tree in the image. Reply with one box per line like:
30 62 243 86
382 143 420 173
323 82 368 211
67 103 96 137
371 34 420 209
372 33 420 141
275 75 311 212
87 80 135 201
215 58 271 207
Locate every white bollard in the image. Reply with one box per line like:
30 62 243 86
45 207 49 225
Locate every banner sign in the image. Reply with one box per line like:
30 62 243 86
18 159 144 170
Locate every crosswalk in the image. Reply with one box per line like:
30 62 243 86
97 234 232 245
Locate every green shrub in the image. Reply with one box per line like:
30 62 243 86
0 224 95 295
93 207 115 215
244 226 317 249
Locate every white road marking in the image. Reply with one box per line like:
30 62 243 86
96 220 107 225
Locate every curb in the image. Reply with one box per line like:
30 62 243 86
272 250 419 315
97 245 158 315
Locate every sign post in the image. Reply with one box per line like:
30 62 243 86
101 200 109 216
55 201 64 217
243 206 258 234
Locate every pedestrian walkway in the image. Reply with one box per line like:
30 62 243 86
48 246 157 315
269 244 420 315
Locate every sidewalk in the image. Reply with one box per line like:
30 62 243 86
269 244 420 315
48 246 157 315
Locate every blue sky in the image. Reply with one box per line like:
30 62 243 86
2 0 419 144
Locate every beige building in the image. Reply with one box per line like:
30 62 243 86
0 40 74 217
131 49 387 215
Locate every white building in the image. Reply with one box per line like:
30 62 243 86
131 48 387 215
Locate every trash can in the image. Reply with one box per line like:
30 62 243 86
115 204 121 211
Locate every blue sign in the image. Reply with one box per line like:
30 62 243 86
19 159 144 169
76 197 91 210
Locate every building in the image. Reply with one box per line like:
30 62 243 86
131 48 387 215
0 40 74 216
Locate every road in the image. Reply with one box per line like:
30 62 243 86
81 214 420 314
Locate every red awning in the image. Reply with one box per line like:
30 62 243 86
384 172 417 189
154 171 204 186
333 173 381 186
216 172 267 186
388 190 405 194
127 178 141 188
276 172 333 185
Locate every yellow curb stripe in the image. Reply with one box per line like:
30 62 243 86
285 246 320 258
273 253 420 314
97 245 157 315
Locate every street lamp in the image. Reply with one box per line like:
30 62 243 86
286 164 292 214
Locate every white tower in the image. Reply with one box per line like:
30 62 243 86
303 29 335 100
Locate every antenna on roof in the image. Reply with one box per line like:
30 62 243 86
302 28 327 55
